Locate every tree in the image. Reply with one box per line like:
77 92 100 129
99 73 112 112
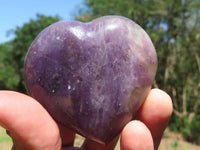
0 14 61 92
0 42 19 89
75 0 200 143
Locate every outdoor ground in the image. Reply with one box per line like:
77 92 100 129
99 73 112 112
0 127 12 150
0 126 199 150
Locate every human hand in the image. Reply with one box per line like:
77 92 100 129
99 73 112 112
0 89 172 150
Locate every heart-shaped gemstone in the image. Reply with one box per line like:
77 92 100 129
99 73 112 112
24 15 157 144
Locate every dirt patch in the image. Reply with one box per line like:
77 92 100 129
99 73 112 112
159 128 200 150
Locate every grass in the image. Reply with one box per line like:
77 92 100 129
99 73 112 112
0 126 13 150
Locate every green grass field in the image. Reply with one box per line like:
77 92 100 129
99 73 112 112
0 126 12 150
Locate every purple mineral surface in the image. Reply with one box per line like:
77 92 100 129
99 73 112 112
24 15 157 144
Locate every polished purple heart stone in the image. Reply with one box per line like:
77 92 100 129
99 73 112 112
24 15 157 144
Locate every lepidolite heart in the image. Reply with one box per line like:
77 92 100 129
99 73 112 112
24 15 157 144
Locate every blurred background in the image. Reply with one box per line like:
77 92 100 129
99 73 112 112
0 0 200 149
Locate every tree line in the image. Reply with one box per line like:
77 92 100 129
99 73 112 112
0 0 200 144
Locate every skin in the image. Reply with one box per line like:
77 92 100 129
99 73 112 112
0 88 172 150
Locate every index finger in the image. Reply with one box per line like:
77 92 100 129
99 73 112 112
136 89 173 149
